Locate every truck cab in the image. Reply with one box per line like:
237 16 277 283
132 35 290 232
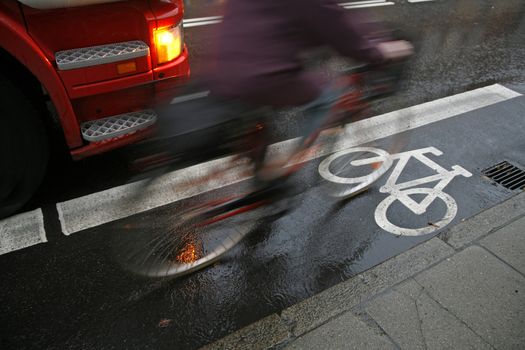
0 0 189 218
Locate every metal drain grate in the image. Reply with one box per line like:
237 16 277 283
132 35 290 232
482 161 525 191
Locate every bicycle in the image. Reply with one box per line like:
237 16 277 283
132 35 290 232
113 61 410 278
319 146 472 236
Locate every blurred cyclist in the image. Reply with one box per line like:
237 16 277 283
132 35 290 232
208 0 412 107
150 0 413 186
204 0 413 181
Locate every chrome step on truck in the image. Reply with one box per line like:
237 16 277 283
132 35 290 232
80 110 157 142
55 41 150 70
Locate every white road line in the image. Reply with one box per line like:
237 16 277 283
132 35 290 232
57 84 521 235
184 19 223 28
183 0 395 28
170 91 210 104
408 0 435 3
340 0 389 5
183 16 223 24
0 209 46 256
342 1 395 9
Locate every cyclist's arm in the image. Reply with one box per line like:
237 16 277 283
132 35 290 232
293 0 385 64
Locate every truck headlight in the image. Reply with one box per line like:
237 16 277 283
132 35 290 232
154 23 183 64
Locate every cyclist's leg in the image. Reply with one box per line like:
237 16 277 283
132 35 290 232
249 84 343 186
299 84 342 142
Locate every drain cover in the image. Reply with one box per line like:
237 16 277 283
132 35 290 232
482 161 525 191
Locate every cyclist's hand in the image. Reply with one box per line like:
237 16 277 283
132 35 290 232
377 40 414 62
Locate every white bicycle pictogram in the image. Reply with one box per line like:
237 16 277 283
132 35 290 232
319 146 473 236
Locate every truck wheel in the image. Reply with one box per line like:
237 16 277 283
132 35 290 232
0 75 48 219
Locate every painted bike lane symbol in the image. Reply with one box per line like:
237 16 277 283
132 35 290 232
319 146 473 236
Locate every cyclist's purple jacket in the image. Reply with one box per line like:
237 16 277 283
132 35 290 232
208 0 384 107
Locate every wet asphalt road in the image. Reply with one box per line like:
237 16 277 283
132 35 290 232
1 0 525 349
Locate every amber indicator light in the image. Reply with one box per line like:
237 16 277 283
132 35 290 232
117 61 137 75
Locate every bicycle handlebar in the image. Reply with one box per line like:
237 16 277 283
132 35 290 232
346 59 409 102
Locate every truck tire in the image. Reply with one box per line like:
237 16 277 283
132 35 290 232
0 75 48 219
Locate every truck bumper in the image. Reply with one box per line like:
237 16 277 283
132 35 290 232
69 48 190 160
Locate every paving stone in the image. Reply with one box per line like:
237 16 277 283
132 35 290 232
415 246 525 349
366 280 425 350
285 311 395 350
480 216 525 275
366 279 492 350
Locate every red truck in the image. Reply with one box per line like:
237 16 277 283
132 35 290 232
0 0 190 218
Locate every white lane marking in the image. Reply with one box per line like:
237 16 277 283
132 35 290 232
408 0 435 3
170 91 210 104
183 1 395 28
342 1 395 9
340 0 389 5
183 16 223 24
57 84 521 235
0 209 46 256
184 19 223 28
57 156 247 235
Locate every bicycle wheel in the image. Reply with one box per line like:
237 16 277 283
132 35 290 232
319 147 393 198
114 193 263 278
374 188 458 236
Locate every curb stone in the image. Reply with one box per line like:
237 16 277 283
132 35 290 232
439 192 525 249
